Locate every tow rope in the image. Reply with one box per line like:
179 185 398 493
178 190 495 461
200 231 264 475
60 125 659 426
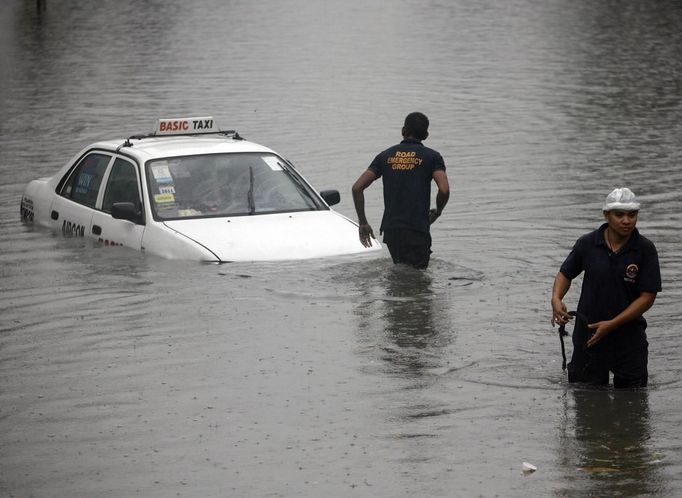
558 311 588 371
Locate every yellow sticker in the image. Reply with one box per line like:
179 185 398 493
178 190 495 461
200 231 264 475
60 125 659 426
154 193 175 204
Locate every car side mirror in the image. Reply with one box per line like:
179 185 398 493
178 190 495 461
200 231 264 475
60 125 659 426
111 202 144 224
319 189 340 206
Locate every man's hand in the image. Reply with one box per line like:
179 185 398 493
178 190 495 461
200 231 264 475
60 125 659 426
429 208 441 224
358 223 375 247
551 299 570 327
586 321 615 347
352 170 377 246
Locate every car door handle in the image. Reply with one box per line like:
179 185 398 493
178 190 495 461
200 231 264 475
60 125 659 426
51 210 59 220
92 225 102 236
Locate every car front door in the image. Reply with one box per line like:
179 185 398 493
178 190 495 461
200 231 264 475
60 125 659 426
90 157 145 250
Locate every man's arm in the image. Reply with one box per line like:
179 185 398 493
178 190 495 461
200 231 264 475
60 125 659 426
351 170 378 247
551 271 572 326
429 169 450 224
586 292 657 347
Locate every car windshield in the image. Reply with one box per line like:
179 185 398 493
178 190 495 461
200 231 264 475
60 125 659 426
146 153 322 220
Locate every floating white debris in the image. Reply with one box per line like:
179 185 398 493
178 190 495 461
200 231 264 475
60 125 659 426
522 462 537 473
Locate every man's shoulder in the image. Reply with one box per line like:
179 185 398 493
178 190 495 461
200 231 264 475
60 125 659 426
635 231 658 253
421 144 442 155
378 141 441 153
571 228 601 251
381 142 408 152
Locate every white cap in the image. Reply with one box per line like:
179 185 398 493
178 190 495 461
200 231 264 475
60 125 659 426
603 187 640 212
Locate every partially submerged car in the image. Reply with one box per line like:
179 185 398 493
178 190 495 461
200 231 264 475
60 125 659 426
20 117 381 262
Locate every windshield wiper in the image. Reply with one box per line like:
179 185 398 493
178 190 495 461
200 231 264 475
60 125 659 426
247 166 255 214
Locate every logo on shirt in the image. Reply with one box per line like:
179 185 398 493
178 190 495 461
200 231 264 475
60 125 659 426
625 264 639 283
387 151 423 171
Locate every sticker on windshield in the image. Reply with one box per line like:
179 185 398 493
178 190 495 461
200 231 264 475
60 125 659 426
151 163 173 183
159 185 176 195
263 156 283 171
154 193 175 204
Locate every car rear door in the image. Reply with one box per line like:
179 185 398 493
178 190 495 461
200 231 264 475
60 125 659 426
49 152 113 239
90 156 145 250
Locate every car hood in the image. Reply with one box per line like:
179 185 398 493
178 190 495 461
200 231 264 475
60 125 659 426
163 210 381 262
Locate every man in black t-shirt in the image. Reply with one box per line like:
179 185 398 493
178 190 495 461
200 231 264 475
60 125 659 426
351 112 450 269
551 187 661 388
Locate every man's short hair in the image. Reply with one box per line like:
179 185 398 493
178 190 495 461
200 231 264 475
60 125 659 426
404 112 429 141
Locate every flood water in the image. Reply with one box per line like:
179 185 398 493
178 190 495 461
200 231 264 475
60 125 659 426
1 0 682 496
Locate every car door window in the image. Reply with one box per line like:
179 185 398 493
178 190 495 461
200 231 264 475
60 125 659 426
59 153 111 208
102 158 141 213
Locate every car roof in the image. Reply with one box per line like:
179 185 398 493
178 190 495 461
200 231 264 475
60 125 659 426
93 135 277 162
79 116 279 161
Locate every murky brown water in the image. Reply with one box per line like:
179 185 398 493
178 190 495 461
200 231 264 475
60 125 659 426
1 0 681 496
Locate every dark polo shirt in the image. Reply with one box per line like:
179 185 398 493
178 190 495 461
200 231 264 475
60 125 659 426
560 223 661 349
368 138 445 235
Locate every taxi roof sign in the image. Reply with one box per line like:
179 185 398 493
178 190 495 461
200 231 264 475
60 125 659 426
155 116 218 135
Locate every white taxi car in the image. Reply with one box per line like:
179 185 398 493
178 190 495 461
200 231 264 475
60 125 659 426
20 117 381 262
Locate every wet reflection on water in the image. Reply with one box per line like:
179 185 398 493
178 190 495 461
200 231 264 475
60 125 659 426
370 268 446 376
557 388 663 497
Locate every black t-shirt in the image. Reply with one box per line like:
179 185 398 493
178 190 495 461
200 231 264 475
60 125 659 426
368 138 445 235
560 223 661 348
